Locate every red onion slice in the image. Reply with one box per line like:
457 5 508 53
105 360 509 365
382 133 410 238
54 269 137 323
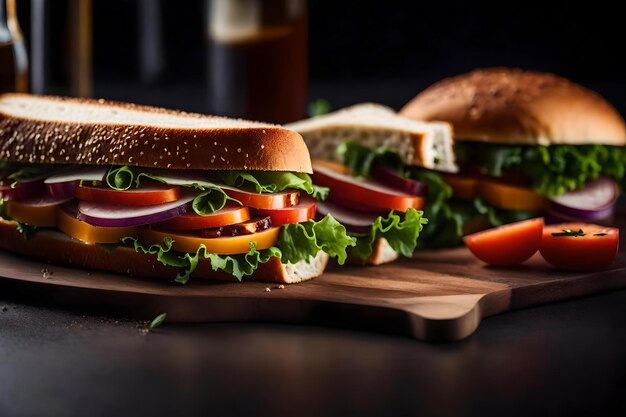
77 193 196 227
370 164 428 196
548 176 618 219
316 200 378 234
1 179 47 201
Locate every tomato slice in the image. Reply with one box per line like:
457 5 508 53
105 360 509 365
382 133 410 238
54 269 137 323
221 187 299 209
57 205 138 243
254 195 317 225
463 218 544 265
312 163 421 212
442 174 479 200
478 179 546 211
6 196 71 227
138 226 280 254
540 223 619 270
156 203 250 230
76 183 182 206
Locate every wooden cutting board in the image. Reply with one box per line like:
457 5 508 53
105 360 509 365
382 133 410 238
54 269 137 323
1 219 625 341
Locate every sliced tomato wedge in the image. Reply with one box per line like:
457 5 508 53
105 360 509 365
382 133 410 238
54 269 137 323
221 186 299 209
442 174 479 200
254 195 317 225
478 179 546 211
463 218 544 266
157 203 250 230
540 223 619 270
138 226 280 254
312 163 421 212
5 196 71 227
57 205 138 243
75 183 182 206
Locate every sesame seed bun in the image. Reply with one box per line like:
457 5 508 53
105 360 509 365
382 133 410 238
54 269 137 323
0 93 312 173
400 68 626 146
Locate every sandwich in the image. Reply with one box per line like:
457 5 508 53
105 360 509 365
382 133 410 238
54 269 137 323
286 103 458 262
400 68 626 238
0 93 356 284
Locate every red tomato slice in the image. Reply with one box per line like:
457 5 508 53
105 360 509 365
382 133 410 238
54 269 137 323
254 195 317 225
76 183 182 206
221 187 299 209
312 163 421 213
463 218 544 266
540 223 619 270
156 203 250 230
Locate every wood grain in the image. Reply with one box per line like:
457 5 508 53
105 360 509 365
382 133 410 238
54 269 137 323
1 231 625 341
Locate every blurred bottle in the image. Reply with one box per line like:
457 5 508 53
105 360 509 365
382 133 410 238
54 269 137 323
30 0 92 96
0 0 29 93
208 0 308 124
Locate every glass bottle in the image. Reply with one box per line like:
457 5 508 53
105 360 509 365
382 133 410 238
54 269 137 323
208 0 308 124
0 0 28 93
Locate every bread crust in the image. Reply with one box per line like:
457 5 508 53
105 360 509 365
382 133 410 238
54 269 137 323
347 238 398 266
286 103 457 172
400 68 626 146
0 93 312 173
0 219 326 283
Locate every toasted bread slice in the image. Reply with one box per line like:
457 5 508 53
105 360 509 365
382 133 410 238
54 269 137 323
0 219 328 284
0 93 312 173
286 103 458 173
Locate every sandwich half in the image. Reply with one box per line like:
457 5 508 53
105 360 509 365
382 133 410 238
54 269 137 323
0 93 356 283
286 103 458 263
401 68 626 234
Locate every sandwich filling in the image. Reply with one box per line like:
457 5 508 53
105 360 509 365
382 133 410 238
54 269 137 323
0 163 357 283
341 140 626 247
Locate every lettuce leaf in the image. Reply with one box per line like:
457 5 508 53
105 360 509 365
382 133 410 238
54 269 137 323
112 215 354 283
119 236 280 284
216 170 328 199
350 208 427 261
473 197 538 227
277 214 356 265
455 143 626 196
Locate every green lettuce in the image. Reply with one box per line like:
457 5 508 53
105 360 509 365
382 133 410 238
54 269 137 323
216 170 328 200
277 214 356 265
109 214 354 283
350 208 427 261
104 166 238 216
455 143 626 196
472 197 538 227
120 236 280 284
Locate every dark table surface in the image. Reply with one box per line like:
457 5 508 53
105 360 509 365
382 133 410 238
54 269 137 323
2 81 626 417
1 289 626 417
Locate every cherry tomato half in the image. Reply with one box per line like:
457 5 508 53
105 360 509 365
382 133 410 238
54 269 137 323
540 223 619 270
463 218 544 266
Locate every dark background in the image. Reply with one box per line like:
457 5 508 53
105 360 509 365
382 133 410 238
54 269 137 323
4 3 626 417
16 0 626 115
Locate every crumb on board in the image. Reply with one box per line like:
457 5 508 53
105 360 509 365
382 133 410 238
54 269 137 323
41 268 53 279
264 287 271 292
1 306 7 312
277 284 285 289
